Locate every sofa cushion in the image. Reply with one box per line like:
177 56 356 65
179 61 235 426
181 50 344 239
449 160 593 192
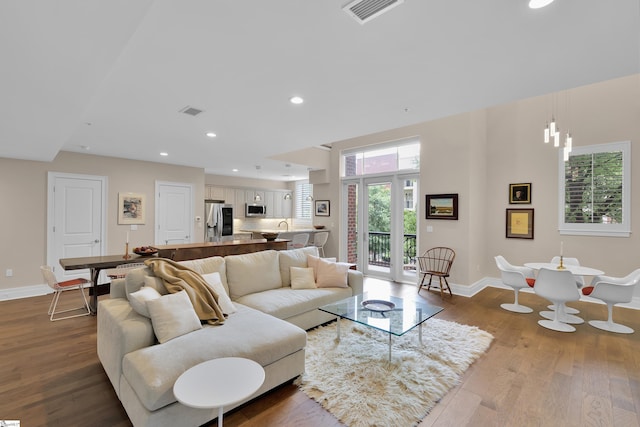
143 275 169 295
125 266 154 298
235 286 353 321
201 272 236 314
146 291 202 344
178 256 228 295
225 250 282 299
122 304 306 412
290 267 316 289
279 246 319 286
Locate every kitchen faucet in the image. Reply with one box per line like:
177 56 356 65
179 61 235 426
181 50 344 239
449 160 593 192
278 220 289 231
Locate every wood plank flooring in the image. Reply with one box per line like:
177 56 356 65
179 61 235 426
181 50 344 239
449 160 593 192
1 278 639 427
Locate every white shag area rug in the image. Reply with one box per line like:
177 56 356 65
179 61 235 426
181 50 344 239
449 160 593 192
295 318 493 427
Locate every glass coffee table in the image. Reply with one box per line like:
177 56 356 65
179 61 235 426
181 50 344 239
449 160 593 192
319 293 443 361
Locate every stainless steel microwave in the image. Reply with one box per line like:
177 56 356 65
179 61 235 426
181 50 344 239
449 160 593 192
245 203 267 217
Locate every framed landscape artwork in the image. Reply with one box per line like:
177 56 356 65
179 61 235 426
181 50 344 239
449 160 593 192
118 192 145 225
509 183 531 204
425 194 458 220
506 208 534 239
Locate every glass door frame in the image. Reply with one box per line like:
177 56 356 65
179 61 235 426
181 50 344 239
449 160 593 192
341 172 419 283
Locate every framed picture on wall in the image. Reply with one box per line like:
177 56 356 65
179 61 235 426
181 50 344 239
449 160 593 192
315 200 330 216
509 183 531 204
506 208 534 239
118 192 145 224
425 194 458 220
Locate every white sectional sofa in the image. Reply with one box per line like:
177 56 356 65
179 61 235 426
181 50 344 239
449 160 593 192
97 246 363 427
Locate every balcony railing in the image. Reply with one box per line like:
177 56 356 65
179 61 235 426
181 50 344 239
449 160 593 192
368 231 417 269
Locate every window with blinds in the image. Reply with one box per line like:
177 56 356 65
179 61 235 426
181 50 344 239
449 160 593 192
559 141 630 237
295 180 313 224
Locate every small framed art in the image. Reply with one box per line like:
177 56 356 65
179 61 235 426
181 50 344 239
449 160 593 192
315 200 330 216
118 192 145 225
425 194 458 220
506 208 534 239
509 183 531 204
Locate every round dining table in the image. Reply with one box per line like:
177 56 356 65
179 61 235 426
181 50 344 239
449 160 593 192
524 262 604 277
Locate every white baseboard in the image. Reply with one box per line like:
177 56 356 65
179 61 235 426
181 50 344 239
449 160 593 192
0 284 51 301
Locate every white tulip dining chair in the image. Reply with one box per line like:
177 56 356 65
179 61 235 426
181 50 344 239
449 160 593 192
548 256 583 315
534 268 582 332
581 269 640 334
494 255 536 313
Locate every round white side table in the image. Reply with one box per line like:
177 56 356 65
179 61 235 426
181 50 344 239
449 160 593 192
173 357 265 427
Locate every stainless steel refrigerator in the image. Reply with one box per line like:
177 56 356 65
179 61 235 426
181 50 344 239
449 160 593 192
205 200 234 242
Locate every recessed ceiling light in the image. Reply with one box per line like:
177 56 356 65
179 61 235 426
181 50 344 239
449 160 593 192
232 169 239 172
160 152 168 156
528 0 554 9
206 132 217 138
290 96 304 105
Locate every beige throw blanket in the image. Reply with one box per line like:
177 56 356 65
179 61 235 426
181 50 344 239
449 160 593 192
144 258 225 325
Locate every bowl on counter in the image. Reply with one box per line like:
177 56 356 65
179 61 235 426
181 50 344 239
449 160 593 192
133 246 158 256
313 225 326 230
260 232 279 241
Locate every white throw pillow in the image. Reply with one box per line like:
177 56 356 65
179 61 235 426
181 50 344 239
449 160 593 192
146 290 202 343
307 254 337 280
201 272 237 314
129 286 161 317
290 267 317 289
315 258 349 288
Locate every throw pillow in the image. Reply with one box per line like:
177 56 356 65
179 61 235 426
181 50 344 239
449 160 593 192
144 275 169 295
306 254 337 280
129 286 162 317
315 257 349 288
290 267 317 289
201 272 237 314
146 290 202 343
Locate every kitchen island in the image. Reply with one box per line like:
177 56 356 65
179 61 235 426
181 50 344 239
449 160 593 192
240 229 329 250
154 239 290 262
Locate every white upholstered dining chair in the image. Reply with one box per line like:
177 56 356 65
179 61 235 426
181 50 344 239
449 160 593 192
494 255 536 313
582 268 640 334
534 268 582 332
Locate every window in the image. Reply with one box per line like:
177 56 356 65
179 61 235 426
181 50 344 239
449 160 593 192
559 141 630 237
295 180 313 224
342 140 420 177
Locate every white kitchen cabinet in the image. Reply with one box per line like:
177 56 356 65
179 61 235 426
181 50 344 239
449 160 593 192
263 191 275 218
205 185 225 200
235 189 247 218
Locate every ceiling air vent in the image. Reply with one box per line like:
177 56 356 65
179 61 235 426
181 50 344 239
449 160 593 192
342 0 404 24
179 106 204 116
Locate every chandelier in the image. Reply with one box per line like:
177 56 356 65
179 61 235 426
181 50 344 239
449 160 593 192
543 94 573 161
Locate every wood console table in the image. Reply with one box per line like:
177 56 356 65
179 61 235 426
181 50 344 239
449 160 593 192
59 254 154 314
153 239 290 262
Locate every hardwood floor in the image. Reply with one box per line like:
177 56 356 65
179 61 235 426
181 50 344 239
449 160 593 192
1 278 639 427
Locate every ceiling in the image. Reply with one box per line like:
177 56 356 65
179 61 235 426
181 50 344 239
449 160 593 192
1 1 639 181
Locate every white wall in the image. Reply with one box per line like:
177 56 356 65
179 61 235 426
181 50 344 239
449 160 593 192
329 74 640 292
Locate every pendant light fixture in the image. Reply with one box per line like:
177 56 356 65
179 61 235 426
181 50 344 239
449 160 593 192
543 92 573 160
254 166 262 201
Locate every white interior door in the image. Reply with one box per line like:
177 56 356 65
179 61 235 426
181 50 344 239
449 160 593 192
156 181 193 245
47 172 106 280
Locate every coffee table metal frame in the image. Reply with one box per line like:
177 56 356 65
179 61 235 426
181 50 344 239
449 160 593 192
319 293 443 361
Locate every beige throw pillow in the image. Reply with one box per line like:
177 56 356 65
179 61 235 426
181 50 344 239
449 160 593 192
315 257 349 288
201 272 237 314
129 286 161 317
307 254 337 280
290 267 317 289
146 290 202 343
